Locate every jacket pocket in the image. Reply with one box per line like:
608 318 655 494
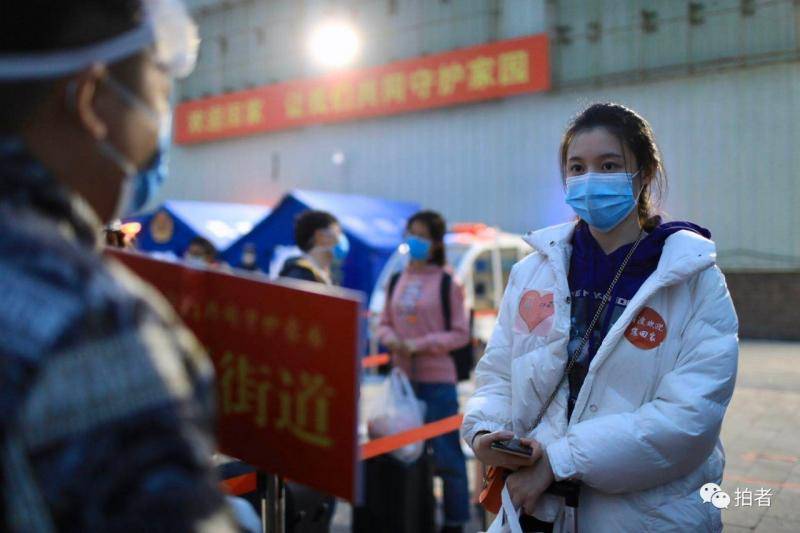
645 491 717 532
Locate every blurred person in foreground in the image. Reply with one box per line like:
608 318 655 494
0 0 239 531
280 210 349 286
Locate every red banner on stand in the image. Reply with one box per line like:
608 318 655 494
174 34 549 144
108 250 362 502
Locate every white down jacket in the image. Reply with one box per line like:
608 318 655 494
462 221 739 532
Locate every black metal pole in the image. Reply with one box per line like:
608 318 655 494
259 471 285 533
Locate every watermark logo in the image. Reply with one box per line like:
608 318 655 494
699 484 773 509
700 483 722 503
711 491 731 509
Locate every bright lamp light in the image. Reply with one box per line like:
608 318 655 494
308 19 360 68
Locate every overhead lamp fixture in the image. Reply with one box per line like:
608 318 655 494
308 18 361 69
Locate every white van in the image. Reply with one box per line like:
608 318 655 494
368 224 531 354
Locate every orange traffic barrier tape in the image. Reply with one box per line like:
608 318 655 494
362 353 390 368
221 472 257 496
360 414 464 460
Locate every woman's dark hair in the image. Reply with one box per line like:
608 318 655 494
559 102 667 231
294 210 338 252
407 210 447 266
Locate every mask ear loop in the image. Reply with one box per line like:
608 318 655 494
66 75 139 177
619 134 646 230
631 168 653 230
103 75 162 126
631 169 645 199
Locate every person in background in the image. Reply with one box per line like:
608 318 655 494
240 242 260 272
184 235 219 267
280 209 349 285
377 210 472 533
463 103 738 532
277 210 348 531
0 0 238 530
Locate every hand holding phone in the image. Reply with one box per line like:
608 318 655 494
473 431 541 469
490 437 534 458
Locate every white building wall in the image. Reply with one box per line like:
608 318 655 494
163 61 800 270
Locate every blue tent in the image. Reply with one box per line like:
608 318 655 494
131 200 272 257
222 190 420 295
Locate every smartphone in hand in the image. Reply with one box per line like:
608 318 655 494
490 437 533 458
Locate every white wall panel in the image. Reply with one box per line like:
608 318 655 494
164 61 800 270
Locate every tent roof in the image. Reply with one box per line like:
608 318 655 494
162 200 271 251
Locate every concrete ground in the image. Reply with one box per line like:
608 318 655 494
715 341 800 532
334 340 800 532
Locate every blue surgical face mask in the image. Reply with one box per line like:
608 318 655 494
405 235 432 261
94 76 172 218
333 233 350 262
565 170 641 232
129 113 171 214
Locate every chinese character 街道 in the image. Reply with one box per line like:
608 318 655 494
218 353 336 448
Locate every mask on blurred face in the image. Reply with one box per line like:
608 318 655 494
332 233 350 262
96 77 174 218
313 230 349 262
405 235 432 261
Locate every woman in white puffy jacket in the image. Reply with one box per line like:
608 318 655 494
462 103 738 533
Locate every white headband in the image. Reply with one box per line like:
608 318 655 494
0 0 198 81
0 24 155 81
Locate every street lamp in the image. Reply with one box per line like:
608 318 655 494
308 19 360 69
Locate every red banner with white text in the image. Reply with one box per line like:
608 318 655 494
174 34 549 144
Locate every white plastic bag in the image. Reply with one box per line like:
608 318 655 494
366 368 426 463
483 485 523 533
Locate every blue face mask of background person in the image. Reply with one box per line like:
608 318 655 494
565 170 641 232
406 235 432 261
333 233 350 262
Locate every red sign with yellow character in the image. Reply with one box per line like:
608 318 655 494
108 250 363 501
175 34 549 144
